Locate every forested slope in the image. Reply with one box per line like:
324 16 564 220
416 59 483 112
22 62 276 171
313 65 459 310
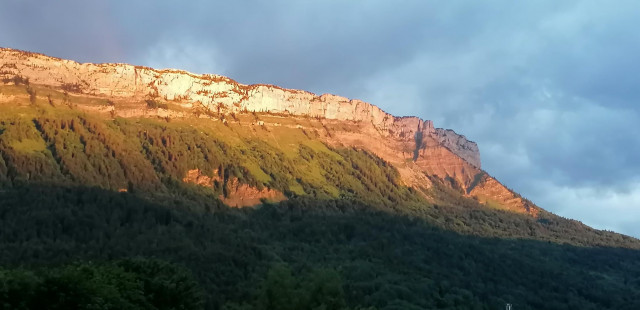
2 186 640 309
1 83 640 309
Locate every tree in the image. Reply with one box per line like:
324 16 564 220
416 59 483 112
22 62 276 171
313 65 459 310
301 269 348 310
116 258 205 310
26 86 36 105
257 265 298 310
63 91 71 108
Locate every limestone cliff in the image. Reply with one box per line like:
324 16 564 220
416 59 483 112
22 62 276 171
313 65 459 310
434 128 481 168
0 48 452 159
0 47 538 215
0 49 420 135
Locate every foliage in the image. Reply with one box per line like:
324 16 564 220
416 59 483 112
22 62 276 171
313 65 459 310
0 259 204 310
26 85 36 105
145 99 169 110
0 113 422 209
61 83 82 93
0 112 637 247
1 186 640 309
1 105 640 309
248 265 349 310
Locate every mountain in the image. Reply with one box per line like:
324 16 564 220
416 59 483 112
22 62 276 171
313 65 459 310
0 48 528 213
1 48 640 310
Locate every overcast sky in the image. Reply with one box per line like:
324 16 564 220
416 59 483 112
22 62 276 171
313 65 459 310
2 0 639 237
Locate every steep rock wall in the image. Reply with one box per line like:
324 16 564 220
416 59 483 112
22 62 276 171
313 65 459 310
434 128 481 168
1 49 427 134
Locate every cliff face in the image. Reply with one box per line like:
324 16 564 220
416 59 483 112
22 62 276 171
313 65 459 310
0 48 537 215
0 48 472 157
0 49 403 129
434 128 481 168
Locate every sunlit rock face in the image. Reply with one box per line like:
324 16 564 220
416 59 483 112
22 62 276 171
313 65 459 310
434 128 481 169
0 48 539 215
182 169 285 207
0 48 477 167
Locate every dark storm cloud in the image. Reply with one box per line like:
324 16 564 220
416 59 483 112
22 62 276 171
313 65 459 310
2 1 639 236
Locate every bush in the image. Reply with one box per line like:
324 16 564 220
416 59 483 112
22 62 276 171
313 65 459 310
145 99 169 110
26 86 36 105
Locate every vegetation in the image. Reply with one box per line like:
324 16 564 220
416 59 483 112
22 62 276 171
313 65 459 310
1 89 640 309
145 99 169 110
0 110 633 248
26 85 36 105
0 258 204 309
1 186 640 309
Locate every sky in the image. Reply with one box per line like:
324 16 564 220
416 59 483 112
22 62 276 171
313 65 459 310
2 0 639 237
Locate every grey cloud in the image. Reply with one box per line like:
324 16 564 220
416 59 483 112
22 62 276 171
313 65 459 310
0 1 124 62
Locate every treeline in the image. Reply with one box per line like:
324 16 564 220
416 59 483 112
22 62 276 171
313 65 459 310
424 176 640 248
1 185 640 309
223 264 375 310
0 258 204 309
1 257 365 310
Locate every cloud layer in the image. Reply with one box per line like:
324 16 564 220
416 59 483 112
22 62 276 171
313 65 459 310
2 0 639 236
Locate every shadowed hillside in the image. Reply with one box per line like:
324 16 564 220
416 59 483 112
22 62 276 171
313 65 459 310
1 185 640 309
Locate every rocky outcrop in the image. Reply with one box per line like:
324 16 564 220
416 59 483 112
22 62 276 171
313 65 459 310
468 173 538 216
182 169 286 207
434 128 481 168
182 169 219 187
221 178 286 208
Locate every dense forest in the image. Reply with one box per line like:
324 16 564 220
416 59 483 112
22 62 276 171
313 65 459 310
2 186 640 309
0 258 205 309
1 86 640 309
